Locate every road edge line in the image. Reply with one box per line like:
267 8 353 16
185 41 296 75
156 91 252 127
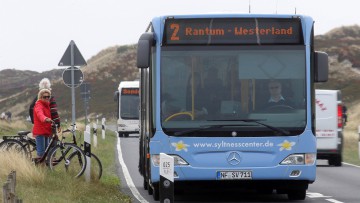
343 162 360 168
117 136 149 203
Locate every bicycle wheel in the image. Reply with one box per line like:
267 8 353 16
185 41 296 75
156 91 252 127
90 153 103 180
69 152 103 180
47 143 87 178
0 139 27 156
22 141 37 159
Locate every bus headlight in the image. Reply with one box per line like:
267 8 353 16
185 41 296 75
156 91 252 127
280 153 316 165
151 154 189 166
119 124 127 127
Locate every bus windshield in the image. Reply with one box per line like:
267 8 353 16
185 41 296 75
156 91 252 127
121 94 139 119
160 45 306 137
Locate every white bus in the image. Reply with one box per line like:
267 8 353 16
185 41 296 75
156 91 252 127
115 81 139 137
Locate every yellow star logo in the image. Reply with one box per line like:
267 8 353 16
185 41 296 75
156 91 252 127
277 140 295 151
171 140 189 152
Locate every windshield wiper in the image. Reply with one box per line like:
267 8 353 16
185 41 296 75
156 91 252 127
209 119 290 136
173 124 252 136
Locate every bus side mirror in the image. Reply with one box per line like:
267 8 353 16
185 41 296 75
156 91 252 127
137 33 154 69
314 51 329 82
114 91 119 102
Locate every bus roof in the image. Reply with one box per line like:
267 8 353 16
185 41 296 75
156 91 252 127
152 13 312 20
118 80 139 89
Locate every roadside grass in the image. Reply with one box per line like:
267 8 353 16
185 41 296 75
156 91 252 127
342 102 360 166
0 119 32 135
343 127 360 165
0 128 132 203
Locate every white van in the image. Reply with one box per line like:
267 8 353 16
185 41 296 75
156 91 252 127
315 89 344 166
114 81 140 137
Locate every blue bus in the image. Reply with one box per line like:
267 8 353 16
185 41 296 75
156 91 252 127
137 14 328 201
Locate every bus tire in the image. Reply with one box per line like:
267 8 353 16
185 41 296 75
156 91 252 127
118 132 123 137
152 183 159 201
329 155 342 166
143 178 148 190
287 189 306 200
148 182 153 195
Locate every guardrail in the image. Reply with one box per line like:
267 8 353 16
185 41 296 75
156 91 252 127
2 170 22 203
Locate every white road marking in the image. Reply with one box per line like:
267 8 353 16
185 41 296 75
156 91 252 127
117 136 149 203
307 192 331 198
307 192 344 203
326 199 344 203
343 162 360 168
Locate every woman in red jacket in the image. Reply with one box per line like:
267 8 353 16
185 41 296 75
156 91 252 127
33 89 53 158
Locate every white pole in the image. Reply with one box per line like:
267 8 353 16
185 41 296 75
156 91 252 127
84 125 91 182
358 126 360 159
93 123 97 148
102 118 106 139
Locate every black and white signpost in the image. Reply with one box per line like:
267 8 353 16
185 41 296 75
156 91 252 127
101 117 106 139
160 153 174 203
84 125 91 182
58 40 87 134
93 123 97 148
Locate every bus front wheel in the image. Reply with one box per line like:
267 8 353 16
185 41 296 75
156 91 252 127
152 183 159 201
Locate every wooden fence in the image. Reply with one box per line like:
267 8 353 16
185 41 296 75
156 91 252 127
2 170 22 203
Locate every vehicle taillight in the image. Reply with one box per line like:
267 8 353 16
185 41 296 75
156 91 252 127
338 104 343 128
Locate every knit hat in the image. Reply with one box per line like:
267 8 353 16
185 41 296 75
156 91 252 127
39 78 52 90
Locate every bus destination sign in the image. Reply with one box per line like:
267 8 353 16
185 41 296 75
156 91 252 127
121 88 139 95
164 18 303 45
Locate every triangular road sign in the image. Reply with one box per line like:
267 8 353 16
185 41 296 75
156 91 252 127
58 40 87 66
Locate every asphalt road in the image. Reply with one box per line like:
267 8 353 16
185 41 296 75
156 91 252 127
112 128 360 203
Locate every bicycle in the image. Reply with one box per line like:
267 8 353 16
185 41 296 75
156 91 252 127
0 124 88 178
35 124 87 178
62 125 103 180
0 130 60 160
0 131 36 159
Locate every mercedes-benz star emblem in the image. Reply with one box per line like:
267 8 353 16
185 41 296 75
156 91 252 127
227 151 241 165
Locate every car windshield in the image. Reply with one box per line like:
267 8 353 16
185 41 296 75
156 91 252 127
160 45 306 137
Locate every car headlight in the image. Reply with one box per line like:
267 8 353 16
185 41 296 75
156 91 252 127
280 153 316 165
119 124 127 127
151 154 189 166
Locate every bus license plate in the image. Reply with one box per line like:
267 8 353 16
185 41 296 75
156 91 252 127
217 171 252 180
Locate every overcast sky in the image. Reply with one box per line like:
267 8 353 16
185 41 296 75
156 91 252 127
0 0 358 72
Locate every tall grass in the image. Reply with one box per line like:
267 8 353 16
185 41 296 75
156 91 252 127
0 152 46 184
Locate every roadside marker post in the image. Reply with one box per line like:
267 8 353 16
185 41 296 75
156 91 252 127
102 118 106 139
160 153 174 203
93 123 97 148
358 125 360 159
84 125 91 182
